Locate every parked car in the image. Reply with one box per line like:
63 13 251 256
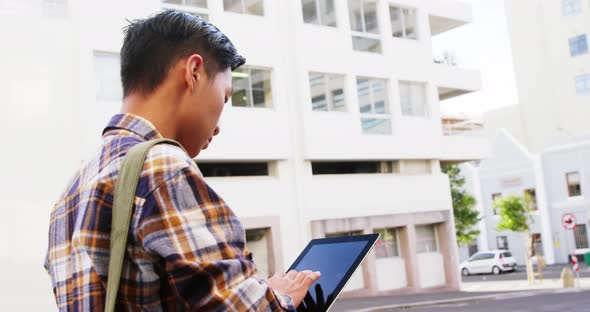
460 250 517 276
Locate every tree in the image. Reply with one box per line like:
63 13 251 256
495 195 533 233
442 165 481 246
494 194 535 282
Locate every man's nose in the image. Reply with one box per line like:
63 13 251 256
213 126 220 136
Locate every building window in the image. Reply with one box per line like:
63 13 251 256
311 161 398 175
524 189 538 211
231 67 272 108
566 171 582 197
357 77 391 134
496 235 509 250
326 230 363 238
245 228 271 278
390 5 417 39
491 193 502 215
374 228 400 258
224 0 264 15
416 225 438 253
563 0 582 16
575 73 590 95
348 0 381 53
162 0 209 21
94 52 122 102
569 34 588 57
309 72 346 112
302 0 336 26
574 224 589 249
198 162 270 177
43 0 68 18
163 0 207 8
399 81 428 117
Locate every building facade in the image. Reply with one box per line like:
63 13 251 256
0 0 486 310
462 130 590 266
502 0 590 152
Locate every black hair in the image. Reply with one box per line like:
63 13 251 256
120 10 246 97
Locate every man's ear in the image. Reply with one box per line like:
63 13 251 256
184 54 204 92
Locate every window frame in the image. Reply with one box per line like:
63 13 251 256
496 235 509 250
569 34 588 57
524 188 538 211
308 71 348 112
566 171 583 197
415 224 439 254
162 0 210 21
574 224 589 249
399 80 429 117
348 0 382 53
491 192 502 215
230 66 274 109
93 51 123 102
223 0 265 16
374 227 401 259
356 77 392 135
389 4 419 40
302 0 337 27
575 73 590 95
562 0 582 16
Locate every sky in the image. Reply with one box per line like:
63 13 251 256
432 0 519 118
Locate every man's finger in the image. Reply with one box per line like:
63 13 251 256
286 270 298 279
309 271 321 281
295 272 307 283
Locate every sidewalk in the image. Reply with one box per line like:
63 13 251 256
462 277 590 292
331 290 514 311
332 277 590 311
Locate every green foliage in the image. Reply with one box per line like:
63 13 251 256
494 194 533 233
442 165 481 246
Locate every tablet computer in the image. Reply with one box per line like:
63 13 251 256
287 233 380 312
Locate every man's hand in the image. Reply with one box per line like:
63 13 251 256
267 270 321 308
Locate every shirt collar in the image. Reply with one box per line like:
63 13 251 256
102 113 164 141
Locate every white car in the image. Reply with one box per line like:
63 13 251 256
460 250 517 276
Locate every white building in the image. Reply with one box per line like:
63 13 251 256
462 130 590 266
541 140 590 263
0 0 487 310
499 0 590 153
460 131 554 266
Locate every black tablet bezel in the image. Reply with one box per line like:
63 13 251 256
287 233 380 311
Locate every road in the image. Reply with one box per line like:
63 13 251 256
384 289 590 311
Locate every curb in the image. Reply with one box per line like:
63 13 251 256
354 288 585 312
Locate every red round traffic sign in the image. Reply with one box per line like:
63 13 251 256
562 213 577 230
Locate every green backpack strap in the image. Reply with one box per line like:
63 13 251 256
105 138 185 312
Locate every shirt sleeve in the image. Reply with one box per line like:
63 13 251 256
135 165 295 311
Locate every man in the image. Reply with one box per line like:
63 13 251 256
45 10 320 311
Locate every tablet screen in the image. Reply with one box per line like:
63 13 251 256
287 234 379 312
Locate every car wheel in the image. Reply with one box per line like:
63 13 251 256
462 268 470 276
492 266 501 275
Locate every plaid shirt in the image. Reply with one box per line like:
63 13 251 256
45 113 294 311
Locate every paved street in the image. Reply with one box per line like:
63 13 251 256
381 289 590 312
332 264 590 311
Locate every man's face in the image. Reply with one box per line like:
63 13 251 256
177 61 232 157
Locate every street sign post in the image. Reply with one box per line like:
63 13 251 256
562 213 576 230
562 213 579 287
